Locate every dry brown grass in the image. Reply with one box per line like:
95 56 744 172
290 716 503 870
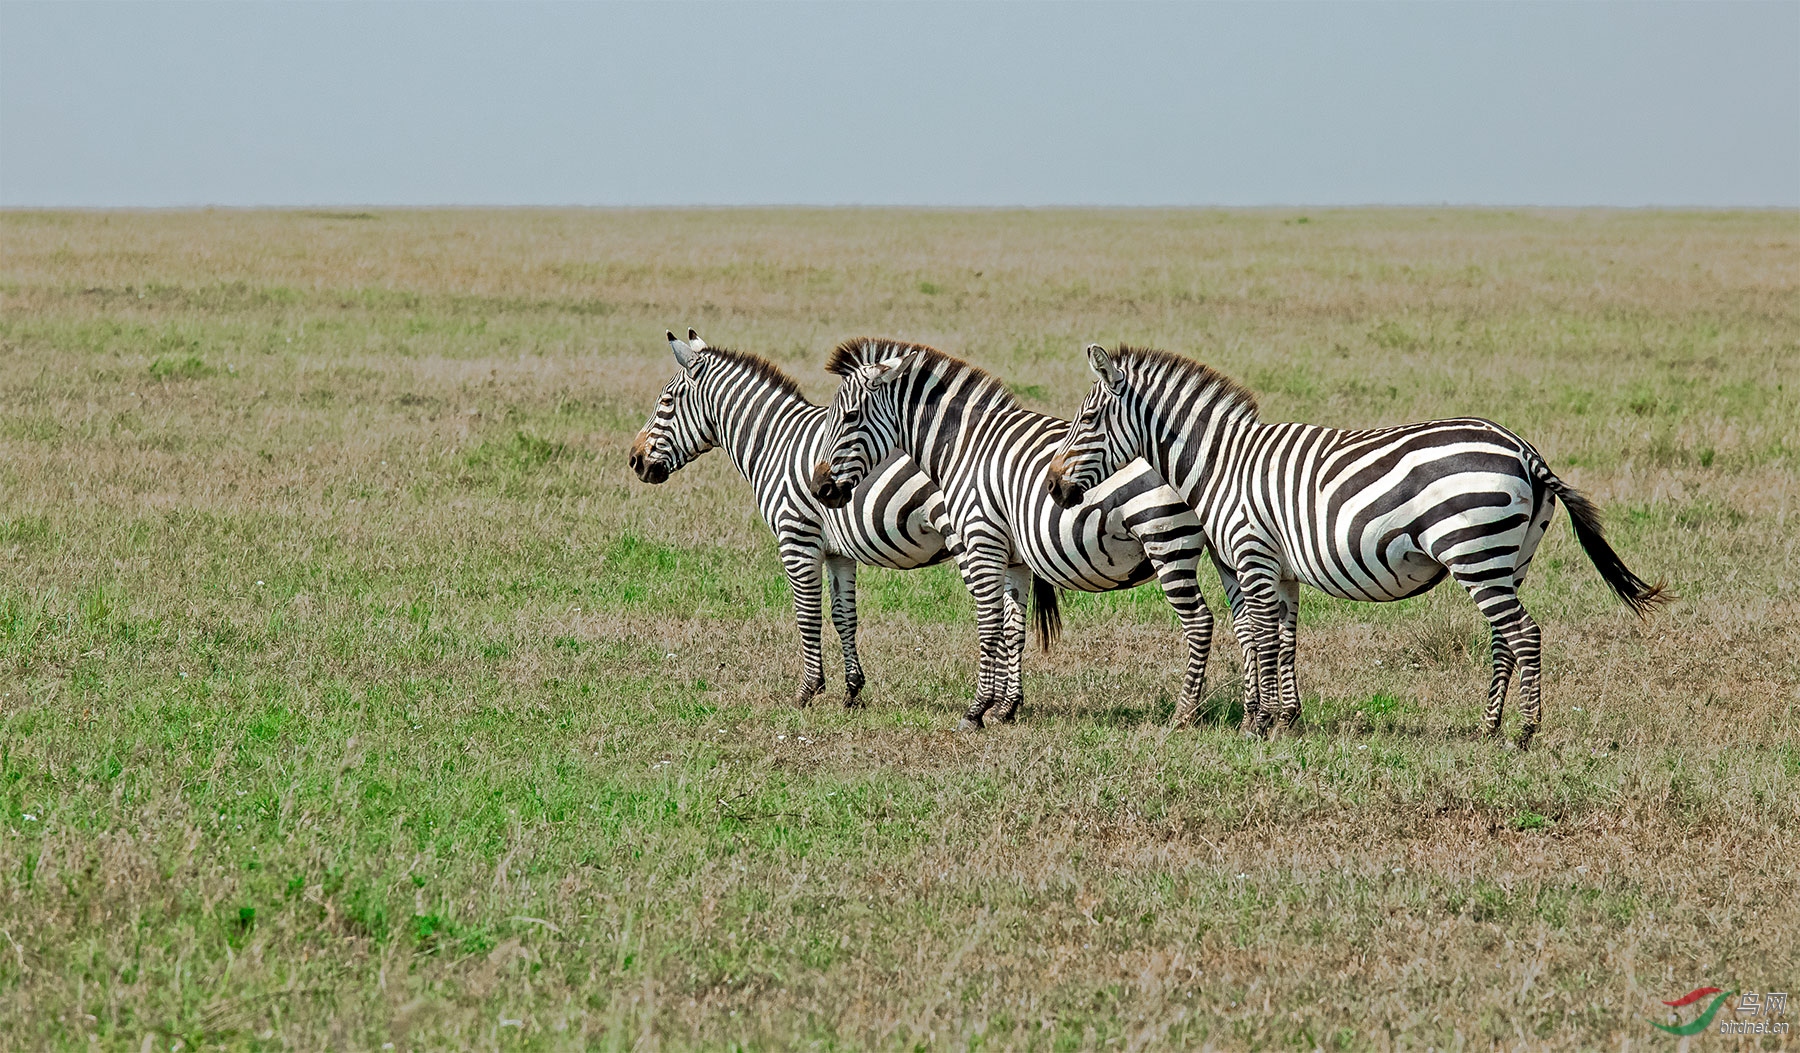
1 208 1797 1050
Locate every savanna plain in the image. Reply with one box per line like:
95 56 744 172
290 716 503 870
1 209 1796 1051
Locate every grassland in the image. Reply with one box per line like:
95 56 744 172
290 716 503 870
1 208 1796 1050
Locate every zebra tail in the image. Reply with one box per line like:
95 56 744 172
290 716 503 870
1031 574 1063 654
1530 455 1669 617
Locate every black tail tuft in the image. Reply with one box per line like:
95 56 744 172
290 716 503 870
1031 574 1063 654
1534 459 1669 617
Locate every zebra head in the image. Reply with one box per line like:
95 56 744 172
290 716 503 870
1047 344 1136 508
809 352 915 509
629 329 717 485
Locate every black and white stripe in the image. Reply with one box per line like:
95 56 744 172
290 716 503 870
1047 344 1665 748
630 330 955 706
809 339 1248 730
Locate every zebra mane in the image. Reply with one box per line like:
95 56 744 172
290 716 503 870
824 338 1018 410
699 346 812 404
1111 345 1259 421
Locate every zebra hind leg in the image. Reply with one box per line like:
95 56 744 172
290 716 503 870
824 555 866 707
1482 629 1518 738
1505 611 1544 750
1454 570 1543 749
953 544 1011 732
1272 578 1303 734
991 565 1031 724
1239 575 1285 739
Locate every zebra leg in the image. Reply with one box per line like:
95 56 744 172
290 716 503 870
1273 577 1303 733
952 543 1011 731
1483 629 1518 737
1450 568 1544 749
780 545 828 707
1505 610 1544 750
1211 554 1259 733
824 554 866 706
1237 570 1285 739
992 564 1031 723
1147 555 1215 727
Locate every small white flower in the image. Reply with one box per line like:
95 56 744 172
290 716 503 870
1392 866 1404 874
179 671 188 679
1357 744 1368 751
22 814 37 822
1575 865 1590 874
255 580 265 586
500 1018 522 1028
1570 706 1584 712
777 734 787 741
665 653 676 659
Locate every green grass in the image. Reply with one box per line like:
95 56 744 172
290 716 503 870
1 207 1796 1049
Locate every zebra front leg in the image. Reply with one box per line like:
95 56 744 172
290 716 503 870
1146 555 1215 727
780 546 828 707
992 564 1031 724
1273 577 1303 734
824 554 867 706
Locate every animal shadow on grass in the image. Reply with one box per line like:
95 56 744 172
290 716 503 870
1063 682 1250 730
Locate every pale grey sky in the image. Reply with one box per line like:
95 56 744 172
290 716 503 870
2 1 1796 207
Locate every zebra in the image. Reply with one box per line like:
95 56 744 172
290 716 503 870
808 338 1252 731
630 329 982 707
1045 343 1666 749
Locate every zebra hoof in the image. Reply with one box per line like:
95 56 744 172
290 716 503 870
842 692 865 710
1513 727 1536 752
957 716 985 733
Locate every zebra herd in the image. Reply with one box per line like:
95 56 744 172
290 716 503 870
632 329 1664 749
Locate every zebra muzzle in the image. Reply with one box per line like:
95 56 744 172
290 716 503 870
1047 471 1086 509
810 460 853 509
629 446 669 485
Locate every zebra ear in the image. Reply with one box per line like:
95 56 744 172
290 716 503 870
686 328 708 351
668 330 699 372
1085 344 1125 395
864 353 915 387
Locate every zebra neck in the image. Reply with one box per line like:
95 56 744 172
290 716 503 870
704 371 821 486
895 371 1018 481
1144 399 1256 508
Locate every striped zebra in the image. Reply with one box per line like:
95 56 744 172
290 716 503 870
808 339 1250 730
630 329 980 707
1046 344 1666 749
